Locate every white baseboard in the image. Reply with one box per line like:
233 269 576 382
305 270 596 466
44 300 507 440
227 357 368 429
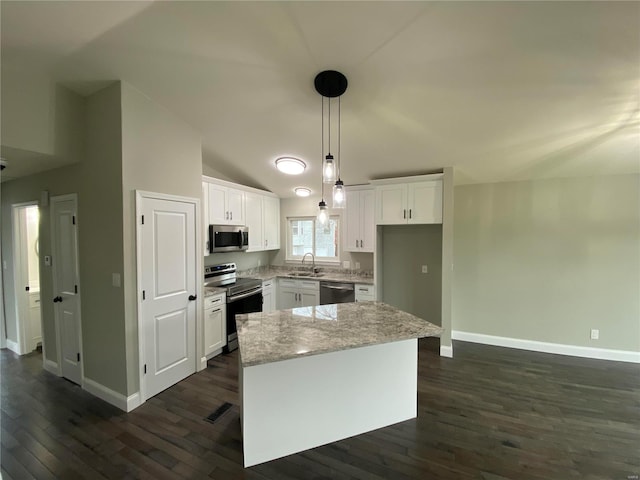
452 330 640 364
43 359 60 375
6 339 20 354
440 344 453 358
83 377 141 412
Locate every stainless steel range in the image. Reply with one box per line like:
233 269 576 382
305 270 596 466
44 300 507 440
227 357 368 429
204 263 262 352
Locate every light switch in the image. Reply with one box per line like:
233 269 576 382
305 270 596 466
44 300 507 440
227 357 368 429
44 256 51 267
112 273 121 288
343 260 350 269
421 265 428 273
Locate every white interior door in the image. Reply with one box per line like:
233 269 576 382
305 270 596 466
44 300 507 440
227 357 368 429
140 194 197 400
51 195 82 385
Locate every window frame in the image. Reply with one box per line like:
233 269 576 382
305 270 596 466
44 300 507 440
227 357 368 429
286 215 340 264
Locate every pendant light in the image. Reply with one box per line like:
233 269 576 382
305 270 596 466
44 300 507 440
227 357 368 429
315 70 348 213
332 96 345 209
317 95 328 224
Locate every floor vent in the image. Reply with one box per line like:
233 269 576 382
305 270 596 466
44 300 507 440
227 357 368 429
205 402 233 424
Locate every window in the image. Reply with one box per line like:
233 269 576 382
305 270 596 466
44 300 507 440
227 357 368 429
287 216 339 263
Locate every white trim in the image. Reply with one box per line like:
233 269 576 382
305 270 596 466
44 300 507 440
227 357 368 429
83 377 141 412
439 344 453 358
370 173 443 185
452 330 640 364
43 359 60 375
202 175 278 198
6 339 21 354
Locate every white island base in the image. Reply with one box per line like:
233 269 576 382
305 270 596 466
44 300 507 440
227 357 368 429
240 338 418 467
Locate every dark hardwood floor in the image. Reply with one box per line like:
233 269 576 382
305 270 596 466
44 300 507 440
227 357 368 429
2 339 639 479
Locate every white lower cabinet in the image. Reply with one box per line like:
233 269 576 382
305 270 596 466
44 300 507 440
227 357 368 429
277 278 319 309
204 293 226 358
262 280 275 313
354 284 376 302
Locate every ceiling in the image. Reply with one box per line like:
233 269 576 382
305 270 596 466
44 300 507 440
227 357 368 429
2 1 638 196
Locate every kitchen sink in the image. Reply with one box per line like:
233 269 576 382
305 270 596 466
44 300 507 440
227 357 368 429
288 272 324 278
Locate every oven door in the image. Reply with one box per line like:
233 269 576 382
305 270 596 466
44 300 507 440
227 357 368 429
224 286 263 352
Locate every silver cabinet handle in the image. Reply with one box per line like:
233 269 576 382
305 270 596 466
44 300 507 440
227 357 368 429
409 209 412 219
210 308 221 314
403 209 406 219
230 211 233 221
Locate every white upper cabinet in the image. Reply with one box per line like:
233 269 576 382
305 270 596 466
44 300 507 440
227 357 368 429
203 176 280 253
344 188 375 252
208 183 245 226
202 182 210 256
263 196 280 250
245 192 264 251
375 176 443 225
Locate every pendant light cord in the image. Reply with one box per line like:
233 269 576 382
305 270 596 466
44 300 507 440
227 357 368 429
337 96 341 180
321 96 324 201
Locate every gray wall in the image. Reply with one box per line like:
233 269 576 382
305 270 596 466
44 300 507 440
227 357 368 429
381 225 443 325
1 164 83 362
121 81 203 395
453 174 640 352
79 83 126 394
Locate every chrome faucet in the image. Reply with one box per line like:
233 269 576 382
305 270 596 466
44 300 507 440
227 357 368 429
302 252 316 274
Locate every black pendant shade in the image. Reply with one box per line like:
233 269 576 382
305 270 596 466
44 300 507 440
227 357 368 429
314 70 348 98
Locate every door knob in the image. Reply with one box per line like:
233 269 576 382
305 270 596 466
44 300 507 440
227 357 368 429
188 294 197 301
53 296 62 303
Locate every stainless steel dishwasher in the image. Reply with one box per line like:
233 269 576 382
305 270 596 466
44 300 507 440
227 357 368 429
319 281 355 305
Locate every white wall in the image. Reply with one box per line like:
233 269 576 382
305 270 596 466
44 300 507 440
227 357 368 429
453 174 640 352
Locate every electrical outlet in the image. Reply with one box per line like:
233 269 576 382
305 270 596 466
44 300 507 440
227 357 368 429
590 329 599 340
355 262 360 270
421 265 428 274
343 261 350 269
44 256 51 267
112 273 121 288
258 259 261 267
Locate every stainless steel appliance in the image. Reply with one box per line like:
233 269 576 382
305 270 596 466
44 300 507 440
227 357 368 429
319 281 355 305
209 225 249 253
204 263 262 352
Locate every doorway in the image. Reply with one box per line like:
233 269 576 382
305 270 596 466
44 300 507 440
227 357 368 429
12 203 42 355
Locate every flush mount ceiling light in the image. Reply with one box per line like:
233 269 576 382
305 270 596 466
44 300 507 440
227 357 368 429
294 187 311 197
275 157 306 175
315 70 348 210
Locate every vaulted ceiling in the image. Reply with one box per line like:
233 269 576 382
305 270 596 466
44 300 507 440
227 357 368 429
2 1 638 196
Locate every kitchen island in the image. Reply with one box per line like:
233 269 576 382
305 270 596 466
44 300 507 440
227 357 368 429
236 301 442 467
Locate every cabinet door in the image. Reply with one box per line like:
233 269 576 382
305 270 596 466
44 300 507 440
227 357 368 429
278 288 298 310
204 305 226 356
408 180 443 224
202 182 210 256
262 288 274 313
227 188 245 225
299 289 319 307
263 196 280 250
360 189 375 252
245 193 264 251
208 183 228 224
344 190 361 252
376 184 407 224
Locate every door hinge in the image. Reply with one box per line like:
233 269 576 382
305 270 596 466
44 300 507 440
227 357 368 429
74 285 78 294
77 353 80 362
142 290 145 300
72 215 76 225
25 286 30 292
144 364 147 374
141 215 144 225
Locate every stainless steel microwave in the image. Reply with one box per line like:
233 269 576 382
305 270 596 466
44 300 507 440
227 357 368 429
209 225 249 253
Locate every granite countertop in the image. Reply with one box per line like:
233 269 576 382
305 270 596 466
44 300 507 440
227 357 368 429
241 268 374 285
204 286 227 297
236 301 442 367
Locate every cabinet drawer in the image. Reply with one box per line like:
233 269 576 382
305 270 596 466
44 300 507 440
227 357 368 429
299 280 319 290
355 284 374 296
262 280 274 289
29 293 41 309
205 294 225 309
279 278 297 288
